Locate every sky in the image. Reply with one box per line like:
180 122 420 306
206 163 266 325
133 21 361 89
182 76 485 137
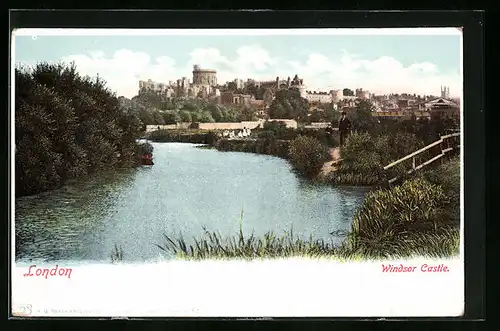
12 29 462 99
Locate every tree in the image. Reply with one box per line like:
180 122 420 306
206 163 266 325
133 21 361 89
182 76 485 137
343 88 355 96
162 111 181 124
288 135 331 178
15 62 142 197
179 110 192 122
268 88 309 121
227 81 237 91
239 106 258 121
353 100 375 132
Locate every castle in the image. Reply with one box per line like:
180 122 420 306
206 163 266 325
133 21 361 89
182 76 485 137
138 64 221 100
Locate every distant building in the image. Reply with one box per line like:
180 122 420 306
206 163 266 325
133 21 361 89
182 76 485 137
138 64 220 100
373 111 431 120
422 97 460 120
440 86 450 99
355 88 370 100
220 92 252 105
305 91 333 103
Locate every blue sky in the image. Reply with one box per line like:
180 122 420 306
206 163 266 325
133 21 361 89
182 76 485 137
13 29 462 98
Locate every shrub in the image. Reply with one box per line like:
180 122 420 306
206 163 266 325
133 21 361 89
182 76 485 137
15 62 143 197
325 131 424 186
288 135 330 178
215 137 290 158
341 177 458 258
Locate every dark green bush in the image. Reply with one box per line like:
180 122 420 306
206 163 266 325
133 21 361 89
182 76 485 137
288 135 330 178
326 131 424 186
148 129 214 144
15 62 143 197
215 138 290 158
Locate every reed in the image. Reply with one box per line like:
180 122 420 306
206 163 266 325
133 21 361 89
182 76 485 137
156 202 459 261
110 244 124 263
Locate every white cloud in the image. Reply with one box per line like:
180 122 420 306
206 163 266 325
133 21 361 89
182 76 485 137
51 45 460 98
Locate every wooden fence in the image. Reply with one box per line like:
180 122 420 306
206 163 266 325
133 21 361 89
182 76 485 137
383 132 460 185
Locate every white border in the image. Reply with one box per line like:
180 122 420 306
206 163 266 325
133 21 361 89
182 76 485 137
11 28 464 317
12 27 462 37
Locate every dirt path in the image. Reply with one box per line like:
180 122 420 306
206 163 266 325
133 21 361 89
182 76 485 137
319 147 341 177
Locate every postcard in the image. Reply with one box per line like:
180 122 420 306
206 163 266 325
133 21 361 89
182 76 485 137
11 27 463 317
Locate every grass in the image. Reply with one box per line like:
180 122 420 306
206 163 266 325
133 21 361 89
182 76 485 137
156 193 460 261
155 224 459 262
110 244 124 263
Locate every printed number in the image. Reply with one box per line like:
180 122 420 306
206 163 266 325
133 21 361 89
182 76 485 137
14 304 32 316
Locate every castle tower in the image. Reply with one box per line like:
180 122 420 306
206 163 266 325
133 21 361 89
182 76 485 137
441 85 450 99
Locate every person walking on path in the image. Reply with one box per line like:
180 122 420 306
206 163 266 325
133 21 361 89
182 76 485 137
338 111 352 146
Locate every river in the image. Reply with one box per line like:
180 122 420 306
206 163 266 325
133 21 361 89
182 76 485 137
15 142 368 264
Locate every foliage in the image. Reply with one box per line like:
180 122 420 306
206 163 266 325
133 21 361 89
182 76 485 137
340 177 459 259
326 131 424 186
350 100 376 132
268 88 309 121
257 121 338 147
371 117 458 145
125 94 259 125
343 88 354 96
288 135 331 178
15 62 143 196
308 106 339 124
421 157 461 225
157 207 459 260
148 129 220 145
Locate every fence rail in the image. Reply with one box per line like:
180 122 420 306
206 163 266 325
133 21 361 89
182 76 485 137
384 132 460 185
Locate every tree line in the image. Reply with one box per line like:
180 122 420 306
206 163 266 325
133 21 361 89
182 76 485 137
120 92 258 126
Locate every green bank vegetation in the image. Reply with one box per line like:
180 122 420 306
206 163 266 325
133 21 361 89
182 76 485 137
15 62 144 197
119 94 258 126
323 131 425 186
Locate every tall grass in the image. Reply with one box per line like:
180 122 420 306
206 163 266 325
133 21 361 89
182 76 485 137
340 177 459 259
110 244 124 263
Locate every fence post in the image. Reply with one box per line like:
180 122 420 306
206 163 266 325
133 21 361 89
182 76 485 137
439 136 444 165
412 156 416 170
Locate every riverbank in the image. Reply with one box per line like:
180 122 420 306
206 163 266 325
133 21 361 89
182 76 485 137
214 137 291 159
148 129 218 145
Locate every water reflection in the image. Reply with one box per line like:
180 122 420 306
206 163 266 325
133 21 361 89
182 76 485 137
15 143 368 263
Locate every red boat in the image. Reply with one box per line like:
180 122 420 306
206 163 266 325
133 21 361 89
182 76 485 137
141 153 154 165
